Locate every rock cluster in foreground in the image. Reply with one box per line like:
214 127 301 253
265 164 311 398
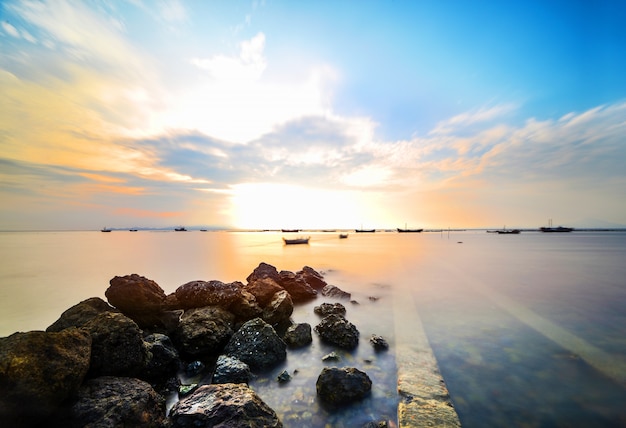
0 262 386 427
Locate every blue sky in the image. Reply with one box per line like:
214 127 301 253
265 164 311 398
1 0 626 230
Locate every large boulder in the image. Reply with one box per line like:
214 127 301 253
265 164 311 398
244 277 284 307
246 262 280 284
277 271 317 303
174 280 243 310
224 318 286 371
261 290 294 325
142 333 181 382
174 306 235 358
316 367 372 406
105 274 167 327
211 355 252 385
169 383 282 428
47 297 118 332
69 376 165 428
297 266 327 290
0 329 91 425
84 312 147 378
321 284 352 299
283 323 312 348
314 314 360 350
229 289 263 321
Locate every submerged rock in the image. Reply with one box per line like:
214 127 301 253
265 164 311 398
212 355 252 385
314 302 346 317
283 323 312 348
369 334 389 352
316 367 372 406
321 284 352 299
224 318 287 370
169 383 282 428
314 314 360 350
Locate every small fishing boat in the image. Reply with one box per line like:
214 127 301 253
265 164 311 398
174 227 187 232
129 229 138 232
496 229 520 234
281 229 300 233
540 219 573 233
355 229 375 233
397 228 423 233
283 237 310 245
101 227 112 232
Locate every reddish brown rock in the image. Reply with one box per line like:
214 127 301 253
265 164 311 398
174 280 243 310
298 266 327 290
244 277 284 307
277 271 317 303
105 274 167 327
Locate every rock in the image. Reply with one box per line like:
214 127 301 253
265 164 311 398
277 270 317 303
174 306 235 357
212 355 252 385
244 277 284 307
246 262 281 284
314 314 360 350
84 312 147 378
224 318 287 371
321 284 352 299
297 266 327 290
363 421 390 428
316 367 372 406
229 289 263 321
69 376 165 428
369 334 389 352
47 297 118 332
142 333 180 382
185 361 205 377
174 280 243 310
314 302 346 317
105 274 167 327
322 351 341 362
169 383 282 428
262 290 294 325
0 329 91 425
283 323 312 348
277 370 291 383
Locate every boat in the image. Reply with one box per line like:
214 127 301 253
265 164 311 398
283 237 310 245
129 229 138 232
200 229 208 232
281 229 300 233
496 229 520 234
540 219 573 233
339 233 349 239
101 227 112 232
355 229 375 233
174 227 187 232
397 228 423 233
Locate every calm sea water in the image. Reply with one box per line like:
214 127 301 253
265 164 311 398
1 230 626 427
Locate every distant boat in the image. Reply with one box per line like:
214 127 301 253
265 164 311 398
339 233 349 239
540 219 573 233
355 229 375 233
496 229 520 234
129 229 138 232
283 237 310 245
101 227 112 232
397 228 423 233
200 229 208 232
174 227 187 232
281 229 300 233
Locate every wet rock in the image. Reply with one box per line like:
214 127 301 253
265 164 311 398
322 351 341 362
105 274 167 328
229 289 263 321
277 270 318 303
314 302 346 317
185 361 205 377
283 323 312 348
246 262 281 284
370 334 389 352
244 277 284 307
363 421 390 428
212 355 252 385
316 367 372 406
174 280 243 310
169 383 282 428
277 370 291 383
174 306 235 358
0 329 91 425
142 333 180 382
84 312 147 378
297 266 327 290
321 284 352 299
314 314 360 350
47 297 118 332
69 376 165 428
262 290 294 325
224 318 287 370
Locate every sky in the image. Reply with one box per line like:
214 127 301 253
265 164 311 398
1 0 626 230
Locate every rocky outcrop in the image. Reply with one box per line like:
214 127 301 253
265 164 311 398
84 312 147 378
297 266 327 290
314 314 360 350
174 306 235 357
262 290 294 325
277 270 318 302
0 329 91 425
224 318 286 370
246 262 281 284
314 302 346 317
105 274 167 328
244 277 284 307
174 280 243 310
229 289 263 321
47 297 118 332
169 383 282 427
321 284 352 299
316 367 372 406
69 376 165 428
211 355 252 385
283 322 312 348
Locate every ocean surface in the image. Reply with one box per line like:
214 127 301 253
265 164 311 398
1 230 626 427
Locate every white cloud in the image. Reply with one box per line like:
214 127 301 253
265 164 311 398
1 21 20 38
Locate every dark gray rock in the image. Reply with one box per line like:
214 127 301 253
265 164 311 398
297 266 327 290
174 280 243 310
105 274 167 328
277 270 317 303
174 306 235 357
169 383 282 427
283 323 312 348
246 262 281 284
262 290 294 325
224 318 287 370
0 329 91 425
84 312 147 378
321 284 352 299
212 355 252 384
244 277 284 307
47 297 118 332
314 314 360 350
314 302 346 317
316 367 372 406
69 376 165 428
142 333 180 382
370 334 389 352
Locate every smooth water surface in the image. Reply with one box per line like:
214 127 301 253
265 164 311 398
1 230 625 427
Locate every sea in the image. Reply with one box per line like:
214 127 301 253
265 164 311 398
1 229 626 427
